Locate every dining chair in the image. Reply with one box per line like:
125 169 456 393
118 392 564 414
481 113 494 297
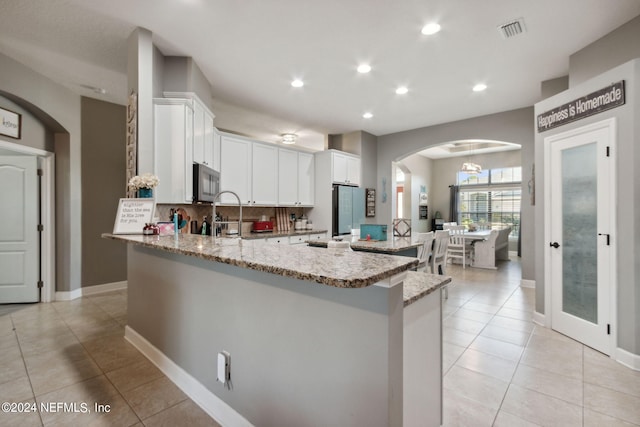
446 225 472 268
415 231 434 272
431 230 450 298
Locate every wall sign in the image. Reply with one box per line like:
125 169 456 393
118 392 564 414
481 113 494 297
113 198 155 234
0 107 21 139
537 81 625 133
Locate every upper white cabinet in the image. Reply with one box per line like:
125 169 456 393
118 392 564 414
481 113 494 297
251 142 278 205
219 135 252 204
278 148 314 206
331 151 361 186
152 98 194 203
192 99 216 167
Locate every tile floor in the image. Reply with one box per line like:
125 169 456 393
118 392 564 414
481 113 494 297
442 257 640 426
0 257 639 426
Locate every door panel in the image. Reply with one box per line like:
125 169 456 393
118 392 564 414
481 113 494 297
0 156 39 303
548 122 613 354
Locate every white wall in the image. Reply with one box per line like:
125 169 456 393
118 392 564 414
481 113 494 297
398 154 433 233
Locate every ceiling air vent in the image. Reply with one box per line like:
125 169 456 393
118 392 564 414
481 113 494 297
497 18 526 39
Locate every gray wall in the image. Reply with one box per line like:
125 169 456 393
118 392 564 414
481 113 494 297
569 15 640 87
534 59 640 355
81 97 127 287
0 52 82 293
163 57 215 110
541 76 569 100
377 107 535 280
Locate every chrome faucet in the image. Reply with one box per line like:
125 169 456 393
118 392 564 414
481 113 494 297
212 191 243 240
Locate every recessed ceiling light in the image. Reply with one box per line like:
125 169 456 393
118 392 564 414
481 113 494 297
396 86 408 95
357 64 372 74
421 23 441 35
473 83 487 92
363 112 373 119
291 79 304 88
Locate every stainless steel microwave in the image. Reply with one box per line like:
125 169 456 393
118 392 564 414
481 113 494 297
193 163 220 203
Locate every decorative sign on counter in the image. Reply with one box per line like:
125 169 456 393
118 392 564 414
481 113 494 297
113 198 155 234
537 80 625 132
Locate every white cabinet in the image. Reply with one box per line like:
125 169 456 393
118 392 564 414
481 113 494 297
332 151 360 186
251 142 278 205
192 98 216 168
152 98 194 203
220 136 252 204
278 149 315 206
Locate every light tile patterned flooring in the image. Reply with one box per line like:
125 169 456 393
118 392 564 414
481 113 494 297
0 290 220 427
442 258 640 426
0 257 638 426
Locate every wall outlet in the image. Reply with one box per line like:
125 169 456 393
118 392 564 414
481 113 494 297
217 351 230 385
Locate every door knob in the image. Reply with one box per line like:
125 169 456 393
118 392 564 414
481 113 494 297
550 242 560 248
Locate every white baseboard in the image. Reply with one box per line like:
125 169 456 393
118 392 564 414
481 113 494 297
124 326 253 427
520 279 535 289
615 347 640 371
55 288 82 301
532 311 545 326
55 281 128 301
82 281 128 296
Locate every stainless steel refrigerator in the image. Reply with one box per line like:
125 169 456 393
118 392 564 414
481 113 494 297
332 185 365 236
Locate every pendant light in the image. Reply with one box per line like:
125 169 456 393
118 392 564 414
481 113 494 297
460 142 482 174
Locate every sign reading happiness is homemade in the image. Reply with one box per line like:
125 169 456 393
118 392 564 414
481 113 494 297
0 106 21 139
537 81 625 133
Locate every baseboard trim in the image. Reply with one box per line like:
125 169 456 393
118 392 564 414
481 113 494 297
55 288 82 301
615 347 640 371
124 326 253 427
532 311 545 326
82 281 128 296
54 281 128 301
520 279 535 289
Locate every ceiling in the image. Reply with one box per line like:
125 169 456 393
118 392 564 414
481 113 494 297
1 0 639 152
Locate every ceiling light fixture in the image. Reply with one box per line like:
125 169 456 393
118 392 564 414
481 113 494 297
363 112 373 119
281 133 297 144
291 79 304 88
461 142 482 174
421 23 441 35
473 83 487 92
357 64 372 74
396 86 408 95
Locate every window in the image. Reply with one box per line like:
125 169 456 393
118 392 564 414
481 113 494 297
457 167 521 237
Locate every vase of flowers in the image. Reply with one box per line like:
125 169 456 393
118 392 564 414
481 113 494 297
128 173 159 198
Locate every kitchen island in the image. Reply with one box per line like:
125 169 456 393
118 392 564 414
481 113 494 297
104 233 446 427
308 235 423 257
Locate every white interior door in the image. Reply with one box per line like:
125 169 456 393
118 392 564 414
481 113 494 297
0 156 39 303
547 120 615 355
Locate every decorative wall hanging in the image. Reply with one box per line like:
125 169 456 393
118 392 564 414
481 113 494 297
126 90 138 198
0 106 21 139
366 188 376 217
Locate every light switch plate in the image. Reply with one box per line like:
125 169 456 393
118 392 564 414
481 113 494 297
217 351 230 384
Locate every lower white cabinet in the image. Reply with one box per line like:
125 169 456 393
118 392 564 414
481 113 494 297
260 232 326 245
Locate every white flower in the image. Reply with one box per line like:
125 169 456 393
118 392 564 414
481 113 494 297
128 173 159 190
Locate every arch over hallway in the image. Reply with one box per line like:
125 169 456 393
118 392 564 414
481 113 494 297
377 107 535 280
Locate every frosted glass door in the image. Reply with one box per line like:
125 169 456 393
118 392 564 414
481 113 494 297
547 119 614 355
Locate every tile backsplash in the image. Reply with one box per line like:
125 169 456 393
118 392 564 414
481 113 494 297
155 204 306 234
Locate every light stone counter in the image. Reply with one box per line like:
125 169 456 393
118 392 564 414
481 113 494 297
403 271 451 307
308 235 423 254
103 233 417 288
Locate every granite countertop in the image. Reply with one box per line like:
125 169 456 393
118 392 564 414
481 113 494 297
403 271 452 307
308 236 423 253
103 233 417 289
241 229 328 240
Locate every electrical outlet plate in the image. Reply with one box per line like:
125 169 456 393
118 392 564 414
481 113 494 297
217 351 230 384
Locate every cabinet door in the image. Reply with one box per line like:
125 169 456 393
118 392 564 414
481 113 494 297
212 129 221 172
346 156 361 186
203 111 214 167
298 152 314 206
220 136 252 204
192 100 205 164
278 148 299 206
332 153 348 184
251 143 278 205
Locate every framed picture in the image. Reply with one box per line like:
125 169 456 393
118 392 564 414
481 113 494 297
0 106 21 139
366 188 376 217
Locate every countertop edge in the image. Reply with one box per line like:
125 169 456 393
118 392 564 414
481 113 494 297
403 271 452 307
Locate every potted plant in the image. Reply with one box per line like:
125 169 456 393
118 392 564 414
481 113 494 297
128 173 159 198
